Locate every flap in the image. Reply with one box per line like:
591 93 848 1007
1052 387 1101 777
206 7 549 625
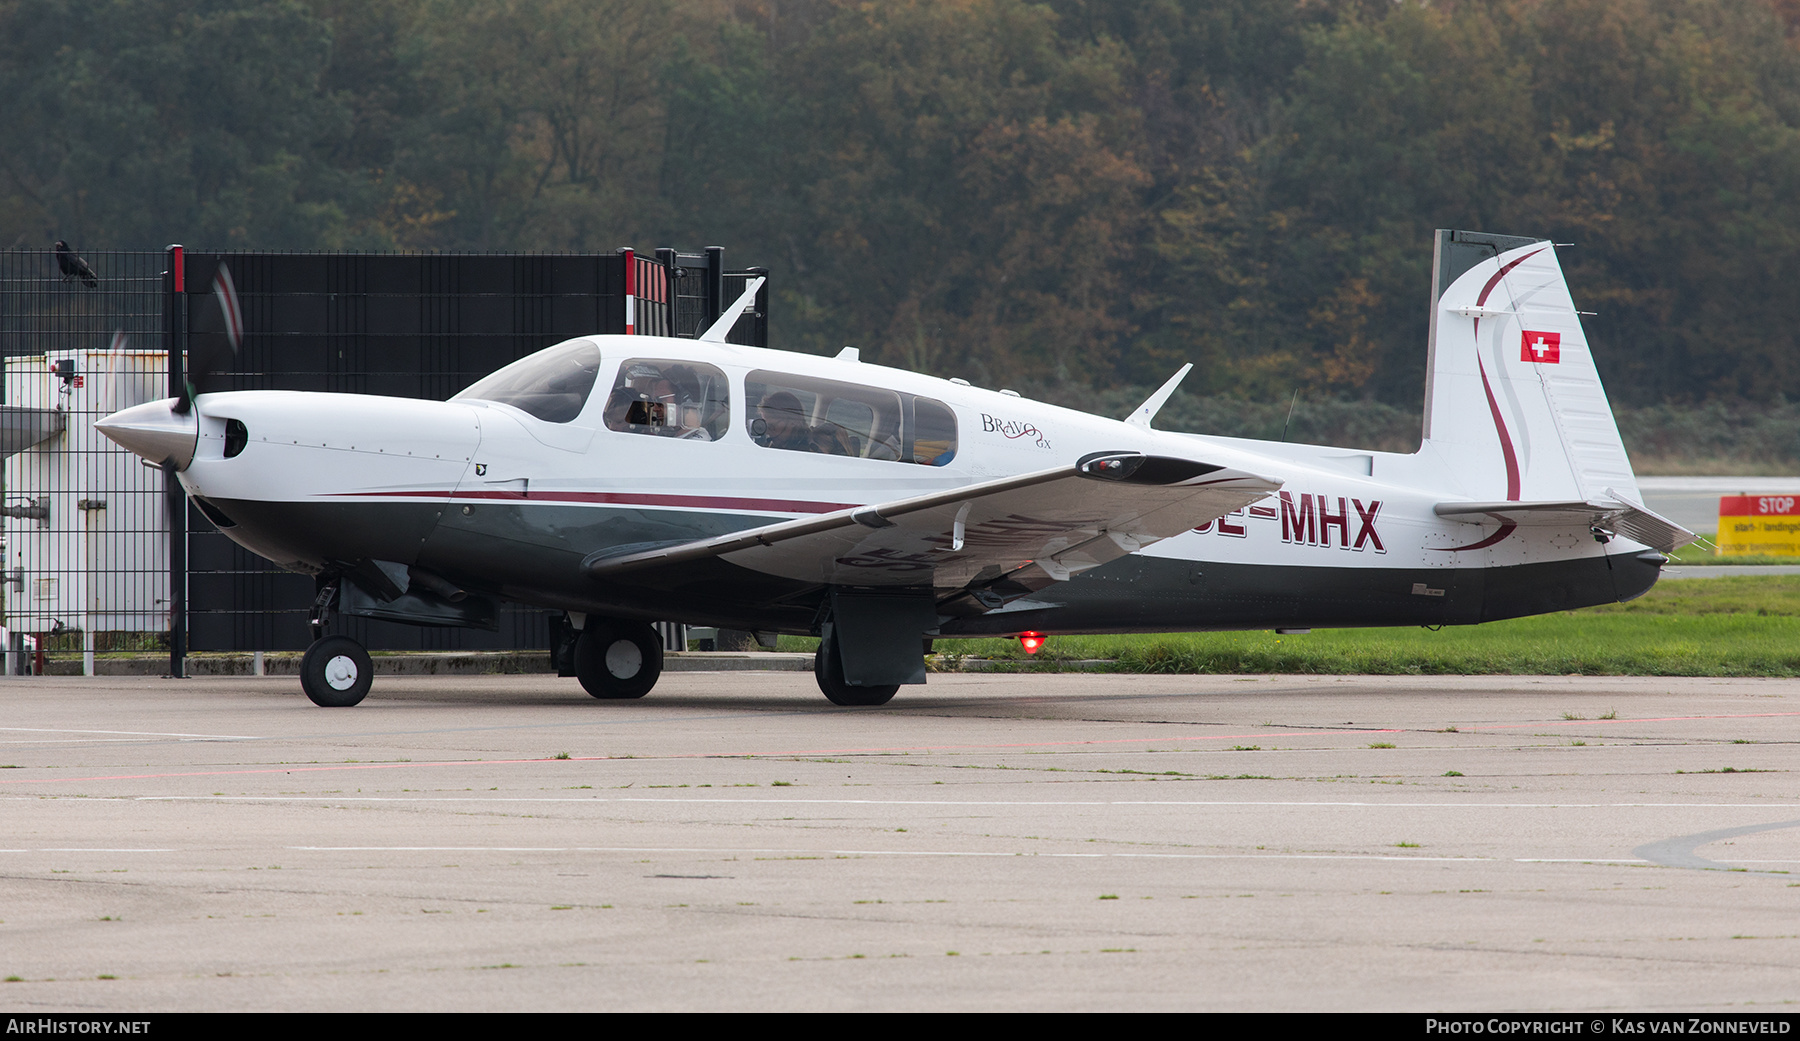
585 451 1282 591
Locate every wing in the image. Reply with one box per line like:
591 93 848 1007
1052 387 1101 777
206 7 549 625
1435 487 1694 553
585 451 1281 596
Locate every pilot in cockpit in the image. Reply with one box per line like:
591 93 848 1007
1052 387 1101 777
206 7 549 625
604 361 721 441
605 387 663 431
659 365 715 440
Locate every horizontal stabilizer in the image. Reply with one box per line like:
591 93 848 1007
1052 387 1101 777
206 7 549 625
1434 490 1694 553
585 452 1282 595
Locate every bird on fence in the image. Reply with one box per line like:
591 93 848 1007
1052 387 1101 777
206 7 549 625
54 240 98 288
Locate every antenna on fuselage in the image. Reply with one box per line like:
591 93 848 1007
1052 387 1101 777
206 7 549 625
698 276 766 343
1124 363 1193 429
1280 389 1300 442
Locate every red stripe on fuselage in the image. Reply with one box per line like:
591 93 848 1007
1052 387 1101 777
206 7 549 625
322 489 858 515
1438 518 1518 552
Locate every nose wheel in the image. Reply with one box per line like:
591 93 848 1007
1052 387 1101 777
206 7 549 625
300 635 373 707
574 620 663 699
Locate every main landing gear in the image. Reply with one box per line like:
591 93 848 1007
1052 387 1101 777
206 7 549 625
574 619 664 699
300 635 373 707
813 635 898 707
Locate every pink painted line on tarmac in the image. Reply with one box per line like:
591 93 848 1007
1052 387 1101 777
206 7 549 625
679 729 1395 759
9 709 1785 786
1458 711 1800 731
0 757 571 786
0 731 1387 784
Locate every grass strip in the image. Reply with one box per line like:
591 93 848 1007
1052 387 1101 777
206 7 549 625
781 574 1800 677
924 615 1800 676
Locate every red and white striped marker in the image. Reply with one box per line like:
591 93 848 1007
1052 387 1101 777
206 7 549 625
622 248 635 335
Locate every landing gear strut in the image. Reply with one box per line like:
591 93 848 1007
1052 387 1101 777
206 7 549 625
813 634 898 707
574 620 663 699
301 635 372 707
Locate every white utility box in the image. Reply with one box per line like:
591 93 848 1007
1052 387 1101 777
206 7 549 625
3 349 170 664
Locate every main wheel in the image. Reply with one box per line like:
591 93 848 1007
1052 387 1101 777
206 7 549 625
813 635 898 707
575 621 663 699
300 635 373 707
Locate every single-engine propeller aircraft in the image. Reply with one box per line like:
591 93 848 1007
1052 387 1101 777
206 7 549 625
96 231 1692 707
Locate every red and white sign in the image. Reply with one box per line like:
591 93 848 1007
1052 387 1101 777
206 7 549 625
1720 495 1799 517
1521 330 1561 364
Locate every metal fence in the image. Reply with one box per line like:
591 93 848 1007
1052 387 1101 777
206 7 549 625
0 248 171 673
0 245 770 671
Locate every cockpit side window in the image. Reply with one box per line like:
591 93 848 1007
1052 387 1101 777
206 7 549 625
602 359 730 441
453 339 602 423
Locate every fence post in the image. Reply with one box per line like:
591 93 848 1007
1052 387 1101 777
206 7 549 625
619 248 635 334
748 267 769 348
164 244 186 679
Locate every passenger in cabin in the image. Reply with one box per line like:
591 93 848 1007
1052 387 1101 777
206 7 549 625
754 391 816 452
810 418 854 456
866 434 902 461
747 375 956 465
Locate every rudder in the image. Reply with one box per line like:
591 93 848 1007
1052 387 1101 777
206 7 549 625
1420 230 1638 505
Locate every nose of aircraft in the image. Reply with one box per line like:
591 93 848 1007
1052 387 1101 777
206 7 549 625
95 398 198 470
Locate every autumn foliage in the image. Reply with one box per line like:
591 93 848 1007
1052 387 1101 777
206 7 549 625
3 0 1797 410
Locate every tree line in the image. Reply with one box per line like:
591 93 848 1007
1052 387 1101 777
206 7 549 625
5 0 1798 415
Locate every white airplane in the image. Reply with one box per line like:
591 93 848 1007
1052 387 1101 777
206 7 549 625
95 235 1692 707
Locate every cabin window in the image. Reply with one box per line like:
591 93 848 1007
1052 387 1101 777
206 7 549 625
746 370 956 465
601 359 730 441
911 397 958 466
454 339 602 424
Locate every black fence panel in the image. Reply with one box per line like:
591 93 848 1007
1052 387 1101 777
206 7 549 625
177 247 765 652
0 248 173 670
722 268 770 347
182 252 631 401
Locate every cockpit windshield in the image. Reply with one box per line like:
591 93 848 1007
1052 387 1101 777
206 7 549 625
453 339 602 423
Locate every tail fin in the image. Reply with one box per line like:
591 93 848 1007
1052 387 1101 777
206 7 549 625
1420 230 1639 505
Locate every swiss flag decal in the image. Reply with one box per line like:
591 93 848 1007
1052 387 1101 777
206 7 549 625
1521 330 1562 364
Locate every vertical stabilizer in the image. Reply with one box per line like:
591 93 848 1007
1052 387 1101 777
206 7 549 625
1421 234 1638 504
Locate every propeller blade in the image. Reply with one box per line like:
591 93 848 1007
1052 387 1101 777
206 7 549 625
176 260 245 415
213 262 242 353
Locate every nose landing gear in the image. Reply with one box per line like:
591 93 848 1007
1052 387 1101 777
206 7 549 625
300 634 373 707
299 577 372 707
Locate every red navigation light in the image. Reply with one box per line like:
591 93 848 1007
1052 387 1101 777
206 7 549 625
1018 631 1046 655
